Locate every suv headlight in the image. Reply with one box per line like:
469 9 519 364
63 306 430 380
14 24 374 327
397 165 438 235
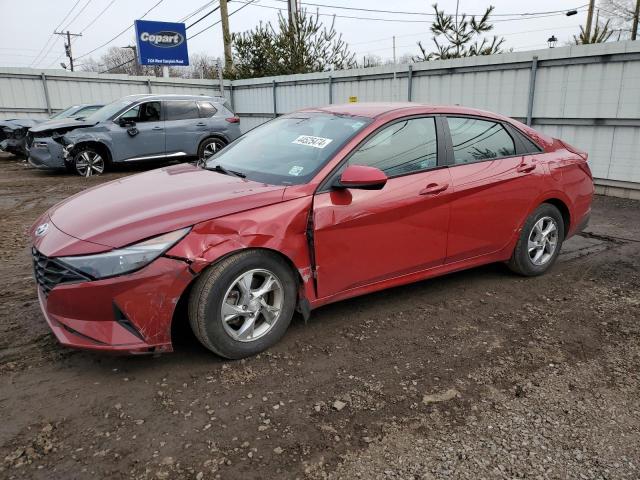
58 228 190 279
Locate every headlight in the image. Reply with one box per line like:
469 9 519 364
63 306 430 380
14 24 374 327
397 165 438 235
58 227 190 279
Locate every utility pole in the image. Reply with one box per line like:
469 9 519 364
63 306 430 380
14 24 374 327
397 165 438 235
217 59 225 97
287 0 299 27
122 45 140 76
219 0 233 72
392 36 396 64
584 0 596 41
54 30 82 71
632 0 640 40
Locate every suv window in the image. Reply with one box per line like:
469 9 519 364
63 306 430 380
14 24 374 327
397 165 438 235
348 117 438 176
447 117 515 164
165 101 200 121
197 101 217 118
120 101 161 123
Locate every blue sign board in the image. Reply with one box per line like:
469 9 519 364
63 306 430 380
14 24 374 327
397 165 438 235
134 20 189 66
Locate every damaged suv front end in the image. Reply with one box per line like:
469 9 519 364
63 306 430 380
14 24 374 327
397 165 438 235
0 119 40 156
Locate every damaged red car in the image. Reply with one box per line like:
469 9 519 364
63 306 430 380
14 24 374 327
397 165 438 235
30 103 593 359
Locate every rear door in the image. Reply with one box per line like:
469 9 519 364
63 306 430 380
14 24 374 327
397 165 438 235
109 101 165 162
444 116 543 263
313 116 452 299
164 100 204 157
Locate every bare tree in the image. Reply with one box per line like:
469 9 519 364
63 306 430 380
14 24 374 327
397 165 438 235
598 0 636 37
80 45 181 77
358 54 384 68
415 3 505 61
181 53 222 79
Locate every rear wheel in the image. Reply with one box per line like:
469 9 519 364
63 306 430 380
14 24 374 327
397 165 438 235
188 250 297 359
70 147 107 176
197 137 227 167
508 203 565 276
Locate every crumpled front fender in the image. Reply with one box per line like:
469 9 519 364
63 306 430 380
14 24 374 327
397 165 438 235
166 195 316 303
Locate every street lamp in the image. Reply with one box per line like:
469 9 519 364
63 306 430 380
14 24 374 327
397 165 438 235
547 35 558 48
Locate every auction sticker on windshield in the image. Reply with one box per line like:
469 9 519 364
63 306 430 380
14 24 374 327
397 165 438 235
292 135 333 149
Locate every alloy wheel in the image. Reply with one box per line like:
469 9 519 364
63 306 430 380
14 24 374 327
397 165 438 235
220 269 284 342
528 216 559 266
198 139 225 166
75 151 105 177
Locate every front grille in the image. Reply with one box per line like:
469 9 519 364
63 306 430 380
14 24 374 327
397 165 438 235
32 248 90 296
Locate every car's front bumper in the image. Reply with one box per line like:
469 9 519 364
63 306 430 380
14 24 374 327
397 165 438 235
0 138 27 156
34 254 195 354
28 137 66 169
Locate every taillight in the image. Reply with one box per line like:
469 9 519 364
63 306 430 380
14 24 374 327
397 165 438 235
225 117 240 123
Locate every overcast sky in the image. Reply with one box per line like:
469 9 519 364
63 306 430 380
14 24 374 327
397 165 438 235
0 0 591 70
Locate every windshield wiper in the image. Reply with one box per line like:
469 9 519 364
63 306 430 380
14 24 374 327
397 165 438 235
205 164 246 178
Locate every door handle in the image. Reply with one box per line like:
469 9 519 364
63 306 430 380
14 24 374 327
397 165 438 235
196 122 207 127
152 126 163 131
517 162 536 173
419 183 449 195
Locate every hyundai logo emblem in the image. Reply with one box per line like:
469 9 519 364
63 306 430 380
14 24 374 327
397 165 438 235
35 223 49 237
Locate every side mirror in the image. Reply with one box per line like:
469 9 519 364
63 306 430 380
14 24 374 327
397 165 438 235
118 118 135 128
335 165 387 190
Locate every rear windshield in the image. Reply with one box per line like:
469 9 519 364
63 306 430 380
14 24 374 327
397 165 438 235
204 112 371 185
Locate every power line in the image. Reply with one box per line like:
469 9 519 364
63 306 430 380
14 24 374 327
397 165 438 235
232 0 588 24
266 0 589 18
180 0 218 22
187 5 220 29
75 0 165 60
78 0 117 33
30 0 83 67
188 0 257 40
62 0 94 30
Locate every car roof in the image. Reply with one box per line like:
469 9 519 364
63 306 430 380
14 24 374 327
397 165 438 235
120 94 226 103
301 102 511 122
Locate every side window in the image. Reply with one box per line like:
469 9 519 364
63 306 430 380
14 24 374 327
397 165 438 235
447 117 515 164
348 117 438 176
197 101 217 118
121 102 161 123
165 101 200 121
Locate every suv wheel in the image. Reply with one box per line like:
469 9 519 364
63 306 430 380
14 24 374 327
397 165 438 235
71 147 107 177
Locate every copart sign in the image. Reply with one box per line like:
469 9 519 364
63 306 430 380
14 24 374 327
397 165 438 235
134 20 189 66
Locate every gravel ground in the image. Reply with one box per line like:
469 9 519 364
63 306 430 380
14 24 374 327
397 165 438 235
0 152 639 479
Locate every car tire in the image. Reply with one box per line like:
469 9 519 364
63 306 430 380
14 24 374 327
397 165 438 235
188 250 297 359
197 137 227 167
508 203 565 276
69 146 109 177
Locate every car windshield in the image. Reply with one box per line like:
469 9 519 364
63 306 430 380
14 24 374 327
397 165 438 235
82 99 134 123
204 112 371 185
50 106 79 119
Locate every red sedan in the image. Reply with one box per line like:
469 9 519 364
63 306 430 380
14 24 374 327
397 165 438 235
30 103 593 359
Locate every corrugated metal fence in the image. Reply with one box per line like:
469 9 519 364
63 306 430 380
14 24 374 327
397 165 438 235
1 41 639 196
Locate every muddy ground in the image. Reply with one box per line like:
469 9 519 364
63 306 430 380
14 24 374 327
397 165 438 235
0 152 639 480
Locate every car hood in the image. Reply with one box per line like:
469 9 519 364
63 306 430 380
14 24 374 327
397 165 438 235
48 163 288 249
29 118 96 133
1 118 41 130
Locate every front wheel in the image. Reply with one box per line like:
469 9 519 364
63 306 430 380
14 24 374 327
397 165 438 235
70 147 107 176
188 250 297 359
197 137 227 167
508 203 565 276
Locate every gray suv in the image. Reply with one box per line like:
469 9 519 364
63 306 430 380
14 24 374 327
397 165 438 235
28 94 241 176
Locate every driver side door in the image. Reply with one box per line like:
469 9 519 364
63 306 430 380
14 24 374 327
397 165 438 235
313 116 452 299
109 101 165 162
